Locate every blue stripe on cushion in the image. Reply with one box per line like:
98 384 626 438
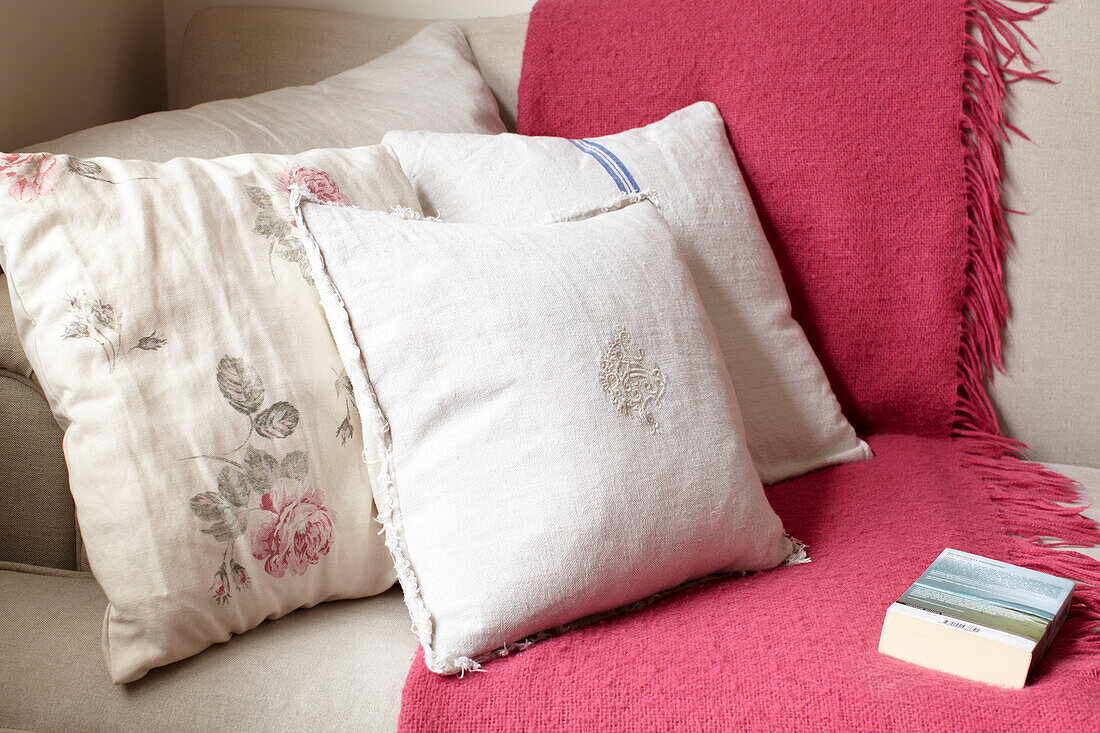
568 139 629 192
579 140 640 193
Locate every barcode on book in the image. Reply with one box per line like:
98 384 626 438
941 618 982 634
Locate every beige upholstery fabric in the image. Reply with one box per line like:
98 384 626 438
0 374 73 569
3 275 74 569
0 572 415 732
179 8 527 131
1045 463 1100 563
0 279 31 378
992 5 1100 469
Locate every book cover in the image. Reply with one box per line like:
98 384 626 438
879 548 1075 687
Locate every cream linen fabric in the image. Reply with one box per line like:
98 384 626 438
297 198 793 674
0 146 419 682
23 22 505 161
384 102 871 484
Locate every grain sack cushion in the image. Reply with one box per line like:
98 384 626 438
295 195 797 675
383 102 870 484
0 146 419 682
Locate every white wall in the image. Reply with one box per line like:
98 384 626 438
163 0 535 105
0 0 166 150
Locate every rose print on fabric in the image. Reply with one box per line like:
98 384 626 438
335 369 356 446
0 153 63 202
250 478 334 578
598 326 667 434
0 153 154 202
277 165 351 206
186 356 332 604
245 164 350 285
62 293 167 372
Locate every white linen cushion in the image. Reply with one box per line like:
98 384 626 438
0 146 419 682
23 22 505 162
296 197 794 674
384 102 871 483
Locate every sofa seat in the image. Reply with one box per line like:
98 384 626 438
1 463 1096 733
0 577 416 732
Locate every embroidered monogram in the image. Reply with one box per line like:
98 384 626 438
598 326 667 433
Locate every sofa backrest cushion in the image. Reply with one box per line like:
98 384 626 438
178 8 527 131
23 22 506 161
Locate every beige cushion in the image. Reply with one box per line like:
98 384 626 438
1 276 75 571
0 147 420 682
0 569 414 733
178 8 527 131
24 22 505 161
0 279 31 379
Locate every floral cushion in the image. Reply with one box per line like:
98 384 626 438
0 146 418 682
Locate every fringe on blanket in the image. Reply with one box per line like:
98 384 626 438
955 0 1100 671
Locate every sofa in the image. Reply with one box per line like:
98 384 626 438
1 5 1097 731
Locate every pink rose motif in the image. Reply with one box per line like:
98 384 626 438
211 563 231 605
230 559 249 591
277 164 350 206
250 478 334 578
0 153 63 203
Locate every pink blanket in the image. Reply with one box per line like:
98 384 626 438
517 0 1043 437
399 1 1100 728
400 437 1100 730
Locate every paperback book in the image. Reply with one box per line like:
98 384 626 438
878 548 1075 688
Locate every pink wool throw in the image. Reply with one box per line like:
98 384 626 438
400 437 1100 730
399 0 1100 728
